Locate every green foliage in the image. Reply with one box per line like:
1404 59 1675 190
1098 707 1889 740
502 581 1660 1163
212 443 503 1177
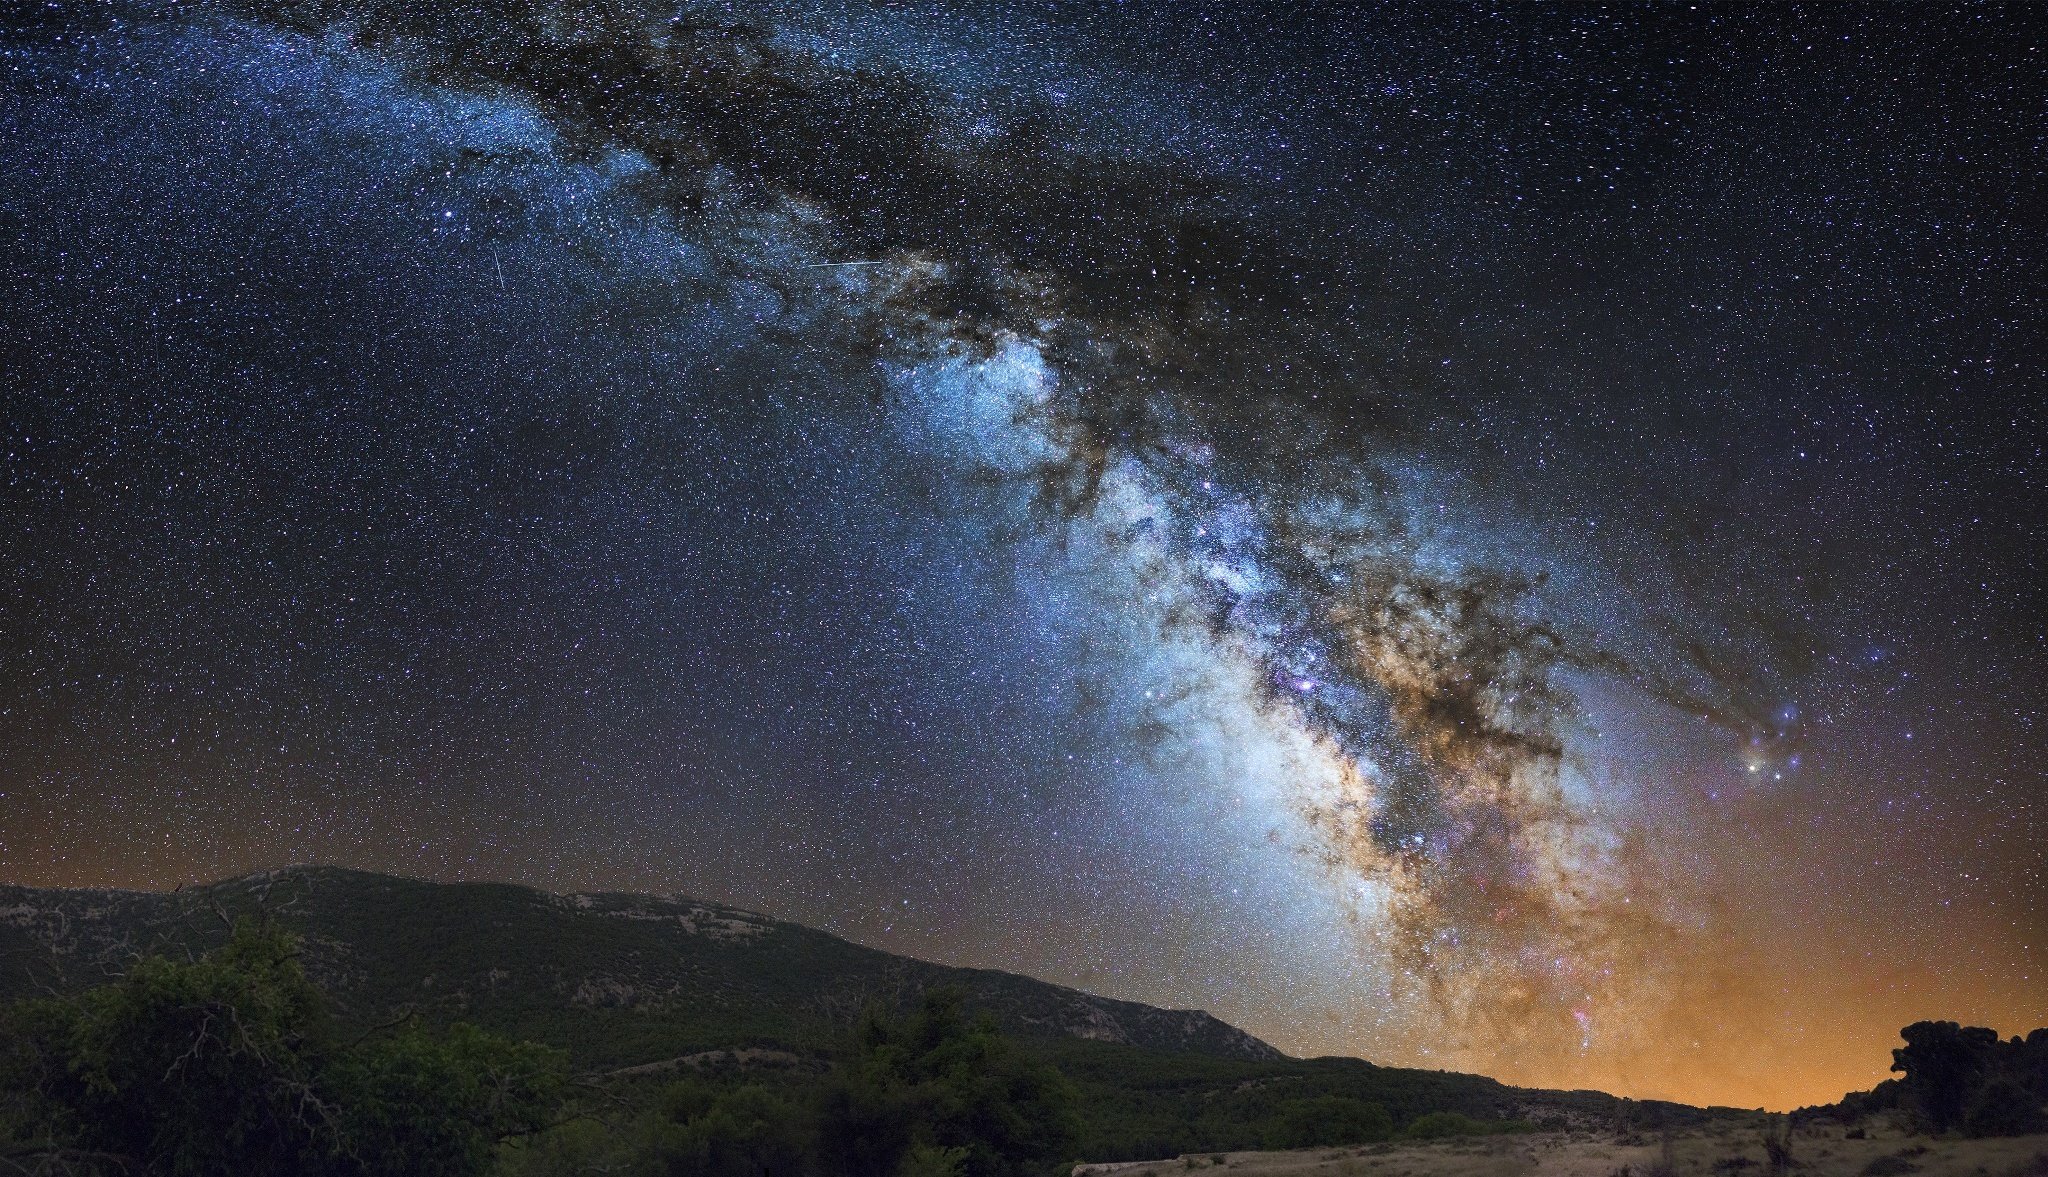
495 1117 620 1177
337 1023 568 1176
636 1079 812 1177
0 920 565 1176
0 869 1273 1074
0 918 345 1176
1263 1096 1393 1149
502 991 1080 1177
0 873 1777 1172
896 1143 970 1177
1030 1042 1568 1162
1392 1113 1523 1146
1402 1111 1490 1139
819 990 1080 1177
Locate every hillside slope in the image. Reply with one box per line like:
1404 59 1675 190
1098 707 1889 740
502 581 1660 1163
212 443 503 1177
0 866 1278 1065
0 867 1742 1162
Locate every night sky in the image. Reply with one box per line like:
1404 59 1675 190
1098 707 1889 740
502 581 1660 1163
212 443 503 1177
2 0 2041 1110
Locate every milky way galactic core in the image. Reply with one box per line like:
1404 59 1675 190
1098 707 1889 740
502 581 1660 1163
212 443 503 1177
1 0 2040 1108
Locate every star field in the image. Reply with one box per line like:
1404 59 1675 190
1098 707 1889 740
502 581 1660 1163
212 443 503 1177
0 0 2041 1109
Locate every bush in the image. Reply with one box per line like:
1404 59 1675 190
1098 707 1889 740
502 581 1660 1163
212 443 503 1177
1263 1097 1394 1149
0 920 565 1176
643 1081 812 1177
897 1143 970 1177
816 990 1079 1177
1403 1111 1487 1139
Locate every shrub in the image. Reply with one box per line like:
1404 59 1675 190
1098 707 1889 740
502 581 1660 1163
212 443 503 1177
816 990 1079 1177
1403 1111 1487 1139
0 920 565 1177
1262 1097 1394 1149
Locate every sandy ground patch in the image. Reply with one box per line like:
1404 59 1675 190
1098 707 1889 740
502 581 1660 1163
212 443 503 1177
1075 1125 2048 1177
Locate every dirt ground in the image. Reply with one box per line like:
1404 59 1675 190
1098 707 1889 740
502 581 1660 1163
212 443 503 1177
1073 1123 2048 1177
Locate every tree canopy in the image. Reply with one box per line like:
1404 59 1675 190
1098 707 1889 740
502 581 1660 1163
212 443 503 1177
0 920 566 1176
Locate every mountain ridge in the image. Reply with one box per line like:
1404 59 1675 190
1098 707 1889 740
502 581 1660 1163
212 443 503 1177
0 865 1283 1065
2 866 1762 1159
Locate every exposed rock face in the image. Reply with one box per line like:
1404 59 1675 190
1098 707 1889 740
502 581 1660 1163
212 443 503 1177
0 867 1284 1065
551 892 774 941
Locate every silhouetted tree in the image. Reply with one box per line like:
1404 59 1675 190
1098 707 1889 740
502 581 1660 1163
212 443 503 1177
0 920 565 1176
640 1080 811 1177
1263 1096 1393 1149
817 990 1078 1177
1402 1111 1488 1139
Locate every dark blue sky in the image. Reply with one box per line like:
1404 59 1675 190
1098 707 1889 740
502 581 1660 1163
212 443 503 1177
1 0 2039 1107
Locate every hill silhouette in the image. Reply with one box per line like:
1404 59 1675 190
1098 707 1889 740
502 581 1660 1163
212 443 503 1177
0 867 1276 1066
0 867 1732 1161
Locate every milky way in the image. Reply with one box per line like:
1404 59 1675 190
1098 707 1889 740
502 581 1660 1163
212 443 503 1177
1 0 2041 1107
